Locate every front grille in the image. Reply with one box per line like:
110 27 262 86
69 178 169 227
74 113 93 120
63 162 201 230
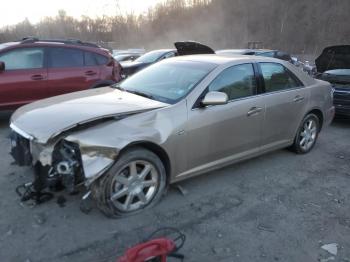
334 90 350 106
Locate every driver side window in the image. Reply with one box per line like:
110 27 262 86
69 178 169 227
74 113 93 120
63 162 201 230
208 63 257 101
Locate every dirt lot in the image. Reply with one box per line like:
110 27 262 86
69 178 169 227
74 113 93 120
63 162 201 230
0 111 349 262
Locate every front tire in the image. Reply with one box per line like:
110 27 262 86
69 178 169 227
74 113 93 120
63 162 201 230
291 113 320 154
92 147 167 218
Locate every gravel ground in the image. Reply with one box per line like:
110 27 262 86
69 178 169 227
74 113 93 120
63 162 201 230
0 111 349 262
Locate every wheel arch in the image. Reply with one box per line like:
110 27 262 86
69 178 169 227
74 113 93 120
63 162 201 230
306 108 324 131
120 141 172 185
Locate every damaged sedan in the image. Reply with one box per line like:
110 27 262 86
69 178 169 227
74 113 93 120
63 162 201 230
10 54 334 217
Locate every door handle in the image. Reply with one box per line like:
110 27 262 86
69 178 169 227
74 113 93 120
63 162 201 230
293 95 304 102
31 74 44 80
247 107 263 116
85 70 97 76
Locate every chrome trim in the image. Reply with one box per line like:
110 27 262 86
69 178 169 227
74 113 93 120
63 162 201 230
9 123 34 140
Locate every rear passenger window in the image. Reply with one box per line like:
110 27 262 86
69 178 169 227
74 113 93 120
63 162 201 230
260 63 300 92
95 54 108 65
208 63 256 101
84 52 108 66
49 48 83 68
84 52 97 66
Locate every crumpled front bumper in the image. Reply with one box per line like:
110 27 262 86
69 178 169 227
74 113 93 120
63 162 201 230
10 124 117 190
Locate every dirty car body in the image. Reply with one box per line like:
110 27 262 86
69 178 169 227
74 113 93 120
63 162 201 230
10 55 334 217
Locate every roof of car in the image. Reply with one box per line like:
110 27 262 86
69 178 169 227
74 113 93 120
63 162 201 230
172 54 274 65
0 40 111 56
0 42 18 51
216 49 275 54
145 49 176 53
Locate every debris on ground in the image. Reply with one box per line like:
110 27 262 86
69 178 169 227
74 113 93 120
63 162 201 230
212 247 232 255
56 195 66 207
34 213 47 226
321 243 338 256
80 196 94 214
319 256 335 262
257 223 275 233
175 185 188 196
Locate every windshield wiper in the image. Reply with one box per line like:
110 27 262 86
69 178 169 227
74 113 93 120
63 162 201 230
127 90 155 100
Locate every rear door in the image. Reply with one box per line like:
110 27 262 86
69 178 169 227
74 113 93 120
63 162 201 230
47 47 100 97
186 63 265 173
0 47 47 109
258 62 309 151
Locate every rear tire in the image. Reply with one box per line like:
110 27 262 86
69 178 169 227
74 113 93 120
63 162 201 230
291 113 320 154
92 147 167 218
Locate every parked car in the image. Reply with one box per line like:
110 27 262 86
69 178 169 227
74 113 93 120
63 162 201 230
0 38 122 110
114 53 141 62
120 49 177 78
120 41 215 78
217 49 293 63
10 54 334 217
315 45 350 117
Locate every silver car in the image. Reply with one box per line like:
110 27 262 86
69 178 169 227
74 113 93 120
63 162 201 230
10 55 335 217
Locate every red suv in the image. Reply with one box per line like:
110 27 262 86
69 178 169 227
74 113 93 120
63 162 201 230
0 38 122 110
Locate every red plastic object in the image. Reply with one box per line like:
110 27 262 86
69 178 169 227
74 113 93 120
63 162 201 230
117 238 176 262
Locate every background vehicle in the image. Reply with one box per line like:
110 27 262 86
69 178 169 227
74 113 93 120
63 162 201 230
0 38 122 110
315 45 350 117
10 55 334 217
121 41 215 78
120 49 177 78
114 53 141 62
217 48 293 62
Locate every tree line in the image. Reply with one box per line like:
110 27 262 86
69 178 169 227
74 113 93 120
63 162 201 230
0 0 349 56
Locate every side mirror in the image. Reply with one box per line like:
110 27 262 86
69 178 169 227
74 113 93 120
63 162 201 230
0 61 5 72
201 91 228 106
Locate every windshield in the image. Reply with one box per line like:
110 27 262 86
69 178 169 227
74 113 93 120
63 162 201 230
135 50 172 63
117 60 216 104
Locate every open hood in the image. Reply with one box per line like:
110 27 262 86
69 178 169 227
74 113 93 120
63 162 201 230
175 41 215 56
315 45 350 73
10 87 168 143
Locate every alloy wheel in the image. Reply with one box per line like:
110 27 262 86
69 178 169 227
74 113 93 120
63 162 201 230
110 160 159 212
299 118 317 151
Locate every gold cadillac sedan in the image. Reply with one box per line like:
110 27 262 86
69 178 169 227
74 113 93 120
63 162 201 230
9 54 334 217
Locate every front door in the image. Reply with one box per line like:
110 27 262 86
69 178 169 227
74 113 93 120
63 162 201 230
0 47 47 109
184 63 264 176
